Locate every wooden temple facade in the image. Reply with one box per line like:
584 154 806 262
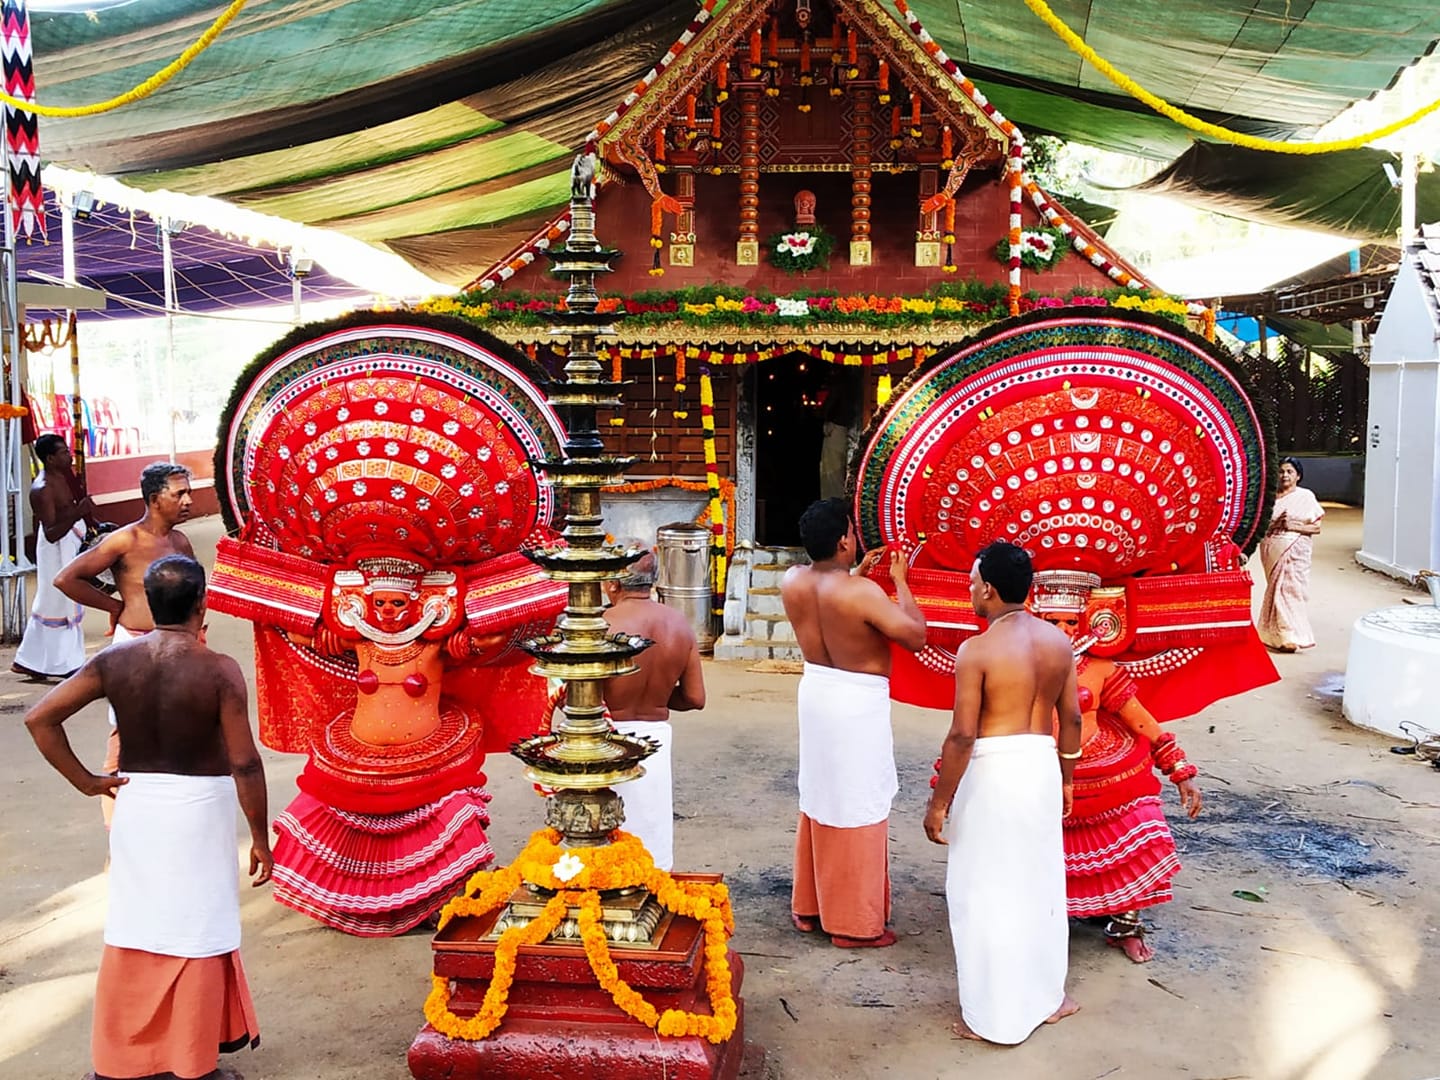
429 0 1202 565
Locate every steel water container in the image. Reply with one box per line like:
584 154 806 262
654 522 716 652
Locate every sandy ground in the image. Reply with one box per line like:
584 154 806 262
3 506 1439 1080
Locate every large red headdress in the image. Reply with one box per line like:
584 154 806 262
853 307 1277 716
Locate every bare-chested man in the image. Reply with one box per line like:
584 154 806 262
26 555 268 1080
55 462 195 811
780 497 926 948
12 435 97 679
924 540 1082 1045
601 545 706 871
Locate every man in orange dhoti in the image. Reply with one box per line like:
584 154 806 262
26 556 269 1080
781 498 927 948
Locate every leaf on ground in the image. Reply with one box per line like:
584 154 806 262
1232 889 1267 903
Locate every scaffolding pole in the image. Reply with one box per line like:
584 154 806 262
0 149 31 642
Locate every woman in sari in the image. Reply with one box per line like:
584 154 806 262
1258 457 1324 652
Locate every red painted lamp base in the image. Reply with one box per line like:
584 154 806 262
409 876 754 1080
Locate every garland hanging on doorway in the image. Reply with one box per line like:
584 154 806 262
699 365 726 615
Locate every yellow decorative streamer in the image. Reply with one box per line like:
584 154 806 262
1022 0 1440 155
0 0 248 117
699 369 726 615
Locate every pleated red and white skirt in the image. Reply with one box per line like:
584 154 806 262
271 786 494 937
1063 715 1181 918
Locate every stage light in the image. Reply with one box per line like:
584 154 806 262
71 190 96 221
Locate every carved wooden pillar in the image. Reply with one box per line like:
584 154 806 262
849 88 874 266
737 87 761 266
914 166 941 267
671 169 696 267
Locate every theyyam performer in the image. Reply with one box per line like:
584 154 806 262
206 312 568 935
852 306 1279 965
1031 568 1203 962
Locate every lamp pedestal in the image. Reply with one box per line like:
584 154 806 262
408 876 759 1080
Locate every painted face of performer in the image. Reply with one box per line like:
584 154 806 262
1278 461 1299 493
1041 611 1081 641
371 588 415 633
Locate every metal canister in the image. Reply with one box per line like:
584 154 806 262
654 522 716 652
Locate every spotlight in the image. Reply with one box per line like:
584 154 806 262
289 252 315 279
70 190 96 221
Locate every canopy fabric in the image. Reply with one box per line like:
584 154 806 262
16 191 366 320
24 1 1440 282
1134 142 1440 242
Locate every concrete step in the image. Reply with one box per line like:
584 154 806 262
749 566 787 591
746 612 798 644
745 586 786 617
752 545 808 566
712 634 804 662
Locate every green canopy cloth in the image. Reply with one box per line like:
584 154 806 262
26 0 1440 280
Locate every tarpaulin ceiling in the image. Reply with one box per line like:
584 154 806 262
17 191 366 320
25 0 1440 284
1135 143 1440 242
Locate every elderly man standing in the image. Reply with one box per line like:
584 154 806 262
924 541 1081 1044
26 555 270 1080
781 498 926 948
54 462 195 823
602 544 706 871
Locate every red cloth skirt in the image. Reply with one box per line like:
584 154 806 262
1063 715 1181 918
271 786 494 936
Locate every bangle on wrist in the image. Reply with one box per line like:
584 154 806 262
1057 748 1082 760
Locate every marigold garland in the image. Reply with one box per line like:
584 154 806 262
0 0 248 117
699 367 726 616
0 403 30 421
1021 0 1440 156
424 828 738 1044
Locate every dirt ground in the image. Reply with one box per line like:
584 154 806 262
3 506 1439 1080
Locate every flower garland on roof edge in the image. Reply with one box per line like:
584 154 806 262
420 282 1201 332
424 829 737 1044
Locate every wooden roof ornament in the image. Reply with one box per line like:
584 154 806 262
467 0 1156 312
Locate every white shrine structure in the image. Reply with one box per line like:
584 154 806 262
1346 223 1440 739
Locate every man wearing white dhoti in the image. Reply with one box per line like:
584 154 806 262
924 541 1083 1044
26 555 271 1080
602 545 706 871
12 435 94 679
781 498 926 948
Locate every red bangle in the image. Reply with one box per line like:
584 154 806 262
1169 762 1198 784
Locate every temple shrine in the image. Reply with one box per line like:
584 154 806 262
422 0 1209 611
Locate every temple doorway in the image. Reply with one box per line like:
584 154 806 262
753 356 861 546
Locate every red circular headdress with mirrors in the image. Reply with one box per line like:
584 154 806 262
853 308 1277 717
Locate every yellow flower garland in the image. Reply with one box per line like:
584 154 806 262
0 0 248 118
1021 0 1440 155
425 829 738 1045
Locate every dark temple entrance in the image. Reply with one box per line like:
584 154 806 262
752 355 861 546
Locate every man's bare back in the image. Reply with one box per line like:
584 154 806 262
97 631 246 776
603 593 705 721
960 613 1077 739
925 552 1084 845
55 470 193 633
782 548 925 675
